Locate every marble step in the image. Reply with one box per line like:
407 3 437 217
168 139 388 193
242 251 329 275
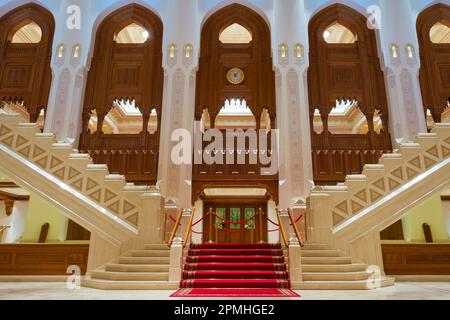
82 278 178 290
91 271 168 281
301 256 352 265
118 256 170 265
302 263 367 273
292 277 395 290
302 271 371 281
105 264 169 273
300 250 341 257
301 244 331 250
130 250 170 257
143 244 170 250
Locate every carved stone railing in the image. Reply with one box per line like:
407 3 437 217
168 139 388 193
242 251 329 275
308 123 450 268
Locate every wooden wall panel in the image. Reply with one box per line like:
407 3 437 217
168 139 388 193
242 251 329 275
382 244 450 275
0 244 89 275
193 4 278 201
79 4 163 184
417 4 450 123
308 4 392 184
0 4 54 121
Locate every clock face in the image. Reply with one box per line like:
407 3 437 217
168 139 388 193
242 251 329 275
227 68 245 85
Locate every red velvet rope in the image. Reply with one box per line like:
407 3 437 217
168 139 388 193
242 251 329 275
266 216 280 226
169 215 182 226
191 211 212 227
212 212 258 225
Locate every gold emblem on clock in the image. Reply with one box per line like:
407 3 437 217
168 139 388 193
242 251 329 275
227 68 245 85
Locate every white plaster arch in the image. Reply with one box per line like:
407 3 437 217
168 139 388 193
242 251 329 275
411 0 450 20
308 1 388 72
86 0 166 70
305 0 377 21
0 0 57 18
199 0 273 32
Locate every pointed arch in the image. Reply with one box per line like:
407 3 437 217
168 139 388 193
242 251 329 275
417 3 450 123
0 3 54 122
196 3 275 123
80 3 163 185
308 4 391 184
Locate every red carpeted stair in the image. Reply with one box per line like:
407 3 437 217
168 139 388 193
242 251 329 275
180 243 292 290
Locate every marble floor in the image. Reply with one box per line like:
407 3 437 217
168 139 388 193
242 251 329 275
0 282 449 300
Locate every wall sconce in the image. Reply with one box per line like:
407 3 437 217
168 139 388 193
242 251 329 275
167 44 177 66
72 44 80 58
405 44 417 65
55 44 66 65
70 44 81 66
183 44 193 67
279 43 289 65
390 44 401 67
294 43 304 64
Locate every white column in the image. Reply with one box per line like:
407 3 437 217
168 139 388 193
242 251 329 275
0 200 29 243
44 0 92 143
379 0 427 144
273 0 313 208
157 0 198 209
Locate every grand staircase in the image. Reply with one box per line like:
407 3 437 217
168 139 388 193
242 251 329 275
0 112 142 244
297 244 394 290
83 244 178 290
180 243 290 290
0 111 449 291
309 123 450 267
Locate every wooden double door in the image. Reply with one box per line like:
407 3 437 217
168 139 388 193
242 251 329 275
204 201 268 244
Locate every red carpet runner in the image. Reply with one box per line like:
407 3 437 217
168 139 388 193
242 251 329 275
171 243 300 298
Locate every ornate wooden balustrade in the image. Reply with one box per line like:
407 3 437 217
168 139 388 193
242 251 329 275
79 132 159 184
312 132 392 184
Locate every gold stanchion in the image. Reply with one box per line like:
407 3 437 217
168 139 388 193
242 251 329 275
258 207 264 243
208 207 213 243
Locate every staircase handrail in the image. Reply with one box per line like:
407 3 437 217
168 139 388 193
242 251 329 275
183 208 196 248
288 208 305 247
168 208 183 247
276 209 289 247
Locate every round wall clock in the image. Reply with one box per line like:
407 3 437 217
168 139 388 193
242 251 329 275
227 67 245 85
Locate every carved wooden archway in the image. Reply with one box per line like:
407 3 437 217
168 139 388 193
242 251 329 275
0 4 54 122
193 4 278 204
417 3 450 123
308 4 391 184
79 4 164 184
196 3 276 126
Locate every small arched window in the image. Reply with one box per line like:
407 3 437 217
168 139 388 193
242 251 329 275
430 21 450 44
219 23 252 44
115 23 149 44
11 21 42 43
323 22 357 44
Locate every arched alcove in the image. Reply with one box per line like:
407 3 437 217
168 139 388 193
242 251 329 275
0 4 54 123
323 22 356 44
308 4 391 184
219 23 252 44
417 4 450 123
195 3 276 126
11 21 42 43
80 4 163 184
193 3 278 205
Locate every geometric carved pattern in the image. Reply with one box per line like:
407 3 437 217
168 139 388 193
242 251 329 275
0 114 145 227
323 124 450 227
335 200 349 215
